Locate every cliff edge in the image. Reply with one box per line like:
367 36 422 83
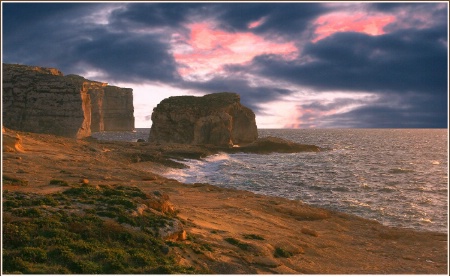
149 92 258 147
2 63 134 138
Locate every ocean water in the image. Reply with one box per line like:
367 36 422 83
93 129 448 233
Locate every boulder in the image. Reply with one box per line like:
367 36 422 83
2 127 24 152
149 92 258 147
158 218 187 241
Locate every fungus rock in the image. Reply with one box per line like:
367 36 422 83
149 92 257 147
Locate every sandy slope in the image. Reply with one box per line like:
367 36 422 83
2 129 448 274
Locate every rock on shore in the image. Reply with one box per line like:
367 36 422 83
149 92 258 147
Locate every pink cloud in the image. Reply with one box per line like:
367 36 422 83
285 108 338 129
248 17 267 29
172 22 298 80
313 11 396 42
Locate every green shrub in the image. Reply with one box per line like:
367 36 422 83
2 255 29 273
274 247 292 258
224 237 252 251
106 197 136 209
19 247 47 263
63 186 98 196
2 186 203 274
3 175 28 186
49 179 69 186
69 259 102 274
12 207 42 218
243 234 265 240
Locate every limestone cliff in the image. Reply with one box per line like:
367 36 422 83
102 86 134 131
149 92 258 147
2 63 134 138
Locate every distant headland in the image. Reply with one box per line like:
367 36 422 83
3 63 134 138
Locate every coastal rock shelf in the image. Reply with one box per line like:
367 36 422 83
2 129 447 274
2 63 134 138
149 92 258 147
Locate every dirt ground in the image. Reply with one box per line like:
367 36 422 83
2 129 448 274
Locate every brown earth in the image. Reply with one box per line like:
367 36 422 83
2 129 448 274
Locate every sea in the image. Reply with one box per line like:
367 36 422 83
92 128 448 233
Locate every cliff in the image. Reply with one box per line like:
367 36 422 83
2 63 134 138
149 92 258 147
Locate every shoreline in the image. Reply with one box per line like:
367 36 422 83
2 128 448 274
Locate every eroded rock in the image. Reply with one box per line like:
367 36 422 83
149 92 258 147
2 63 134 138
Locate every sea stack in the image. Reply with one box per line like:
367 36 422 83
149 92 258 147
2 63 134 138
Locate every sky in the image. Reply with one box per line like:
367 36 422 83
2 1 448 128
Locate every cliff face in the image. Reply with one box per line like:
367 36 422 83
102 86 134 131
2 63 134 138
149 92 258 147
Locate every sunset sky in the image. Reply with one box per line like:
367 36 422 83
2 2 448 128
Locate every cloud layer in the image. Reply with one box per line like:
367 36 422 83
2 2 448 128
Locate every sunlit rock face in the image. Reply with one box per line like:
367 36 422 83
149 92 258 147
2 63 134 138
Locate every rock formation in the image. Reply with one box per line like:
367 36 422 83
149 92 258 147
2 63 134 138
2 127 24 153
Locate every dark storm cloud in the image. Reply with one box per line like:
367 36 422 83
179 77 293 114
212 3 328 36
296 93 448 128
320 100 447 128
2 2 448 128
107 3 206 31
2 2 181 83
252 26 447 95
70 31 180 83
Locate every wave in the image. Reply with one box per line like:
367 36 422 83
388 168 415 174
205 152 231 162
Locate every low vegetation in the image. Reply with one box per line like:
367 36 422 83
273 247 293 258
224 237 252 251
243 233 265 240
2 182 201 274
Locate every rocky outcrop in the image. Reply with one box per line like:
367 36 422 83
2 63 134 138
149 92 258 147
2 127 24 153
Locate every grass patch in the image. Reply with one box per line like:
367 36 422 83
224 237 252 251
2 184 202 274
49 179 69 186
274 247 292 258
243 234 265 240
3 175 28 186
